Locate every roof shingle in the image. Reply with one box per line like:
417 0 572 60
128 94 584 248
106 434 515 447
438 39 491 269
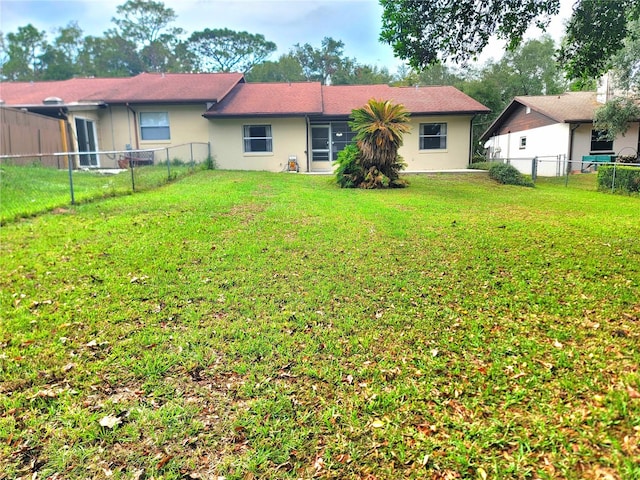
0 72 244 106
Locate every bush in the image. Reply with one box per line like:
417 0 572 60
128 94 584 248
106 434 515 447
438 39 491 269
468 161 493 170
488 162 534 187
335 144 365 188
597 165 640 194
471 153 487 164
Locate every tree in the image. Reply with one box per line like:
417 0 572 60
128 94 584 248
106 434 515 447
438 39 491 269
593 96 640 141
245 54 305 82
608 18 640 92
1 24 48 80
332 63 394 85
111 0 183 48
393 62 464 87
380 0 559 69
40 22 84 80
559 0 639 81
110 0 185 72
77 35 144 77
346 99 411 188
291 37 350 85
379 0 639 81
187 28 276 73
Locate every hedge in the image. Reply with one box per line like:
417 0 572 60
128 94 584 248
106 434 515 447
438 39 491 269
597 165 640 194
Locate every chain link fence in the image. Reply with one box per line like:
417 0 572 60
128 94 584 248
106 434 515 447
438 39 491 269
488 155 640 191
0 142 213 224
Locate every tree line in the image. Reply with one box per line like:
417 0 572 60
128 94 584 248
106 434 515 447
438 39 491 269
0 0 394 85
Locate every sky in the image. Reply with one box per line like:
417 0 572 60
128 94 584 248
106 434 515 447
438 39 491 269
1 0 577 73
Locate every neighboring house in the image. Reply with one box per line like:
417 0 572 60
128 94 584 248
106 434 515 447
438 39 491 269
0 73 489 172
481 91 640 176
0 73 243 168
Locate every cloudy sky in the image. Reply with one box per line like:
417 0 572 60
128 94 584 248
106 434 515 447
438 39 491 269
1 0 576 72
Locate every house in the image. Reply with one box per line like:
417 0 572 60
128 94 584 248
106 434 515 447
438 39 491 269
0 73 243 168
480 91 640 176
0 73 489 172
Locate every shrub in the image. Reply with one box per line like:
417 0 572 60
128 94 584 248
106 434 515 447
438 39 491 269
597 165 640 194
335 144 365 188
471 153 487 164
204 155 217 170
468 161 493 170
342 99 410 188
488 162 534 187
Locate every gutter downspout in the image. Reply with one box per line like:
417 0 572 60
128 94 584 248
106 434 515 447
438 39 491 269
126 103 139 149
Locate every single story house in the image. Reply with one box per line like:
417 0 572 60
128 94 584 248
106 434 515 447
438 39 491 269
0 73 489 172
480 92 640 176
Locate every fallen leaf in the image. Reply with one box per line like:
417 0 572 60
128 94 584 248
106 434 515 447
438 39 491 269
99 415 122 429
62 362 76 372
156 454 173 469
132 469 145 480
477 467 488 480
371 419 385 428
553 340 563 349
431 348 439 357
627 385 640 399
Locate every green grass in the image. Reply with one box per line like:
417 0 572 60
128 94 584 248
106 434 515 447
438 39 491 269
0 163 199 224
1 171 639 479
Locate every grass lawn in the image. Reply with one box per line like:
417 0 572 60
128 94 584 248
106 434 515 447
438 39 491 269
0 164 199 224
1 171 638 479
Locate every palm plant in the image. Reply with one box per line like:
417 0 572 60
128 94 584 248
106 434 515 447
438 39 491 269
348 98 410 187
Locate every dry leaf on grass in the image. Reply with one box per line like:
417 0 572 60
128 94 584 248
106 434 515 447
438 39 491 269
99 414 122 429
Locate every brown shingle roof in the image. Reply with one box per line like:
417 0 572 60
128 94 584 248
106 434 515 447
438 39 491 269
205 83 489 117
0 72 244 106
514 92 600 123
204 82 324 116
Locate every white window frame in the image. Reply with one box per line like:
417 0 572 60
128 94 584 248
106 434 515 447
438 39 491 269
140 112 170 141
243 125 273 153
419 123 447 150
519 136 527 149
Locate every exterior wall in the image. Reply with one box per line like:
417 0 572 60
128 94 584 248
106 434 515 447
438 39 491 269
485 123 571 176
209 117 308 172
93 104 211 168
496 104 555 135
571 122 639 171
401 115 473 171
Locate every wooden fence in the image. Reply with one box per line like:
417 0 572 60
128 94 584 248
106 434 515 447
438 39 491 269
0 107 69 167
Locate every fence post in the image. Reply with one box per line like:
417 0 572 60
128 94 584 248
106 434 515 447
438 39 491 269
190 143 194 170
166 148 171 180
67 154 75 205
130 160 136 191
611 161 617 192
564 155 570 187
531 156 538 183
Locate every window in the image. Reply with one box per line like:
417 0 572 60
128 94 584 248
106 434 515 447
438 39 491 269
243 125 272 153
140 112 170 140
519 136 527 149
420 123 447 150
590 129 613 152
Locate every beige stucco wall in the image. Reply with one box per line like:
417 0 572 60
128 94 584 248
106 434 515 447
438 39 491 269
572 122 639 171
400 115 473 171
92 104 210 168
210 117 308 171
